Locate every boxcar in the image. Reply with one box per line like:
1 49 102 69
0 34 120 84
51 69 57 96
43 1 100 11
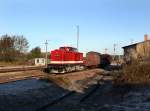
85 51 101 68
85 52 112 68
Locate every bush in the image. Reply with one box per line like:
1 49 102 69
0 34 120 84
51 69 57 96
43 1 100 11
120 61 150 85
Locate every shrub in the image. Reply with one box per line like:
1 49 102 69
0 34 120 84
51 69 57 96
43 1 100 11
121 60 150 85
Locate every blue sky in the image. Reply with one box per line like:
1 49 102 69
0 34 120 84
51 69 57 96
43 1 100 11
0 0 149 54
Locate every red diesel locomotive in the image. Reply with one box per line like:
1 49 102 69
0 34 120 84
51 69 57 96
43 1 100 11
45 46 112 73
47 46 85 73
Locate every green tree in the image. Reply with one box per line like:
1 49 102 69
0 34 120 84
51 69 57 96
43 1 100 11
30 47 42 58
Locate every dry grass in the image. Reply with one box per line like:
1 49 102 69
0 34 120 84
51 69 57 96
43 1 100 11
115 60 150 85
0 62 16 66
0 61 24 66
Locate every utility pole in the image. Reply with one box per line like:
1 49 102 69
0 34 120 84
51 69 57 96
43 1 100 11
104 48 108 54
77 25 79 51
45 40 48 67
114 44 117 55
113 44 117 61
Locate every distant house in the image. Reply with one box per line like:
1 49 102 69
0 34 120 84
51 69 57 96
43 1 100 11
34 58 46 66
122 34 150 62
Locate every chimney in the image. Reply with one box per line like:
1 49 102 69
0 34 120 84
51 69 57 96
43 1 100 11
144 34 149 41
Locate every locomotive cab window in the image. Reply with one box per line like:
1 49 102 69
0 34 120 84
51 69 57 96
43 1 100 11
59 47 77 52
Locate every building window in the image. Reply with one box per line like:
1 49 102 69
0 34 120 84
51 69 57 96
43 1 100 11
37 59 39 63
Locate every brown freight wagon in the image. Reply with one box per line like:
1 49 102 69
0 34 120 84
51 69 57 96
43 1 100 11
100 54 112 68
85 51 101 68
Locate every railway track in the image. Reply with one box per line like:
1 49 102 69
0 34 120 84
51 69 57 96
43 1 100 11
0 66 45 84
0 74 44 84
0 66 44 73
0 67 114 110
36 86 101 111
79 76 105 103
36 74 112 111
36 91 75 111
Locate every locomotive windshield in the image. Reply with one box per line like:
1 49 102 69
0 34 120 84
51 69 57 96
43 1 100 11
59 47 77 52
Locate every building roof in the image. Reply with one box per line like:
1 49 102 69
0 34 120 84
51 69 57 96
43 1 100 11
122 40 150 49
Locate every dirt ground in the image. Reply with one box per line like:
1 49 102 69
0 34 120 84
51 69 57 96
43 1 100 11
44 69 113 92
0 69 150 111
45 84 150 111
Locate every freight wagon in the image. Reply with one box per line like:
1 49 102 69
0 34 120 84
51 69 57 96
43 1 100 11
84 51 101 68
85 52 112 68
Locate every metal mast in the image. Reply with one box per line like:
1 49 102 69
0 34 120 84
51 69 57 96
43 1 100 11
77 25 79 51
45 40 48 67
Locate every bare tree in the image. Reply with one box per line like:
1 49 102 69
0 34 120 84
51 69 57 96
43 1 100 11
13 35 29 53
0 34 29 62
0 35 15 61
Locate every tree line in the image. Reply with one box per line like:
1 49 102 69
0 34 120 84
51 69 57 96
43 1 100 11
0 34 44 63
